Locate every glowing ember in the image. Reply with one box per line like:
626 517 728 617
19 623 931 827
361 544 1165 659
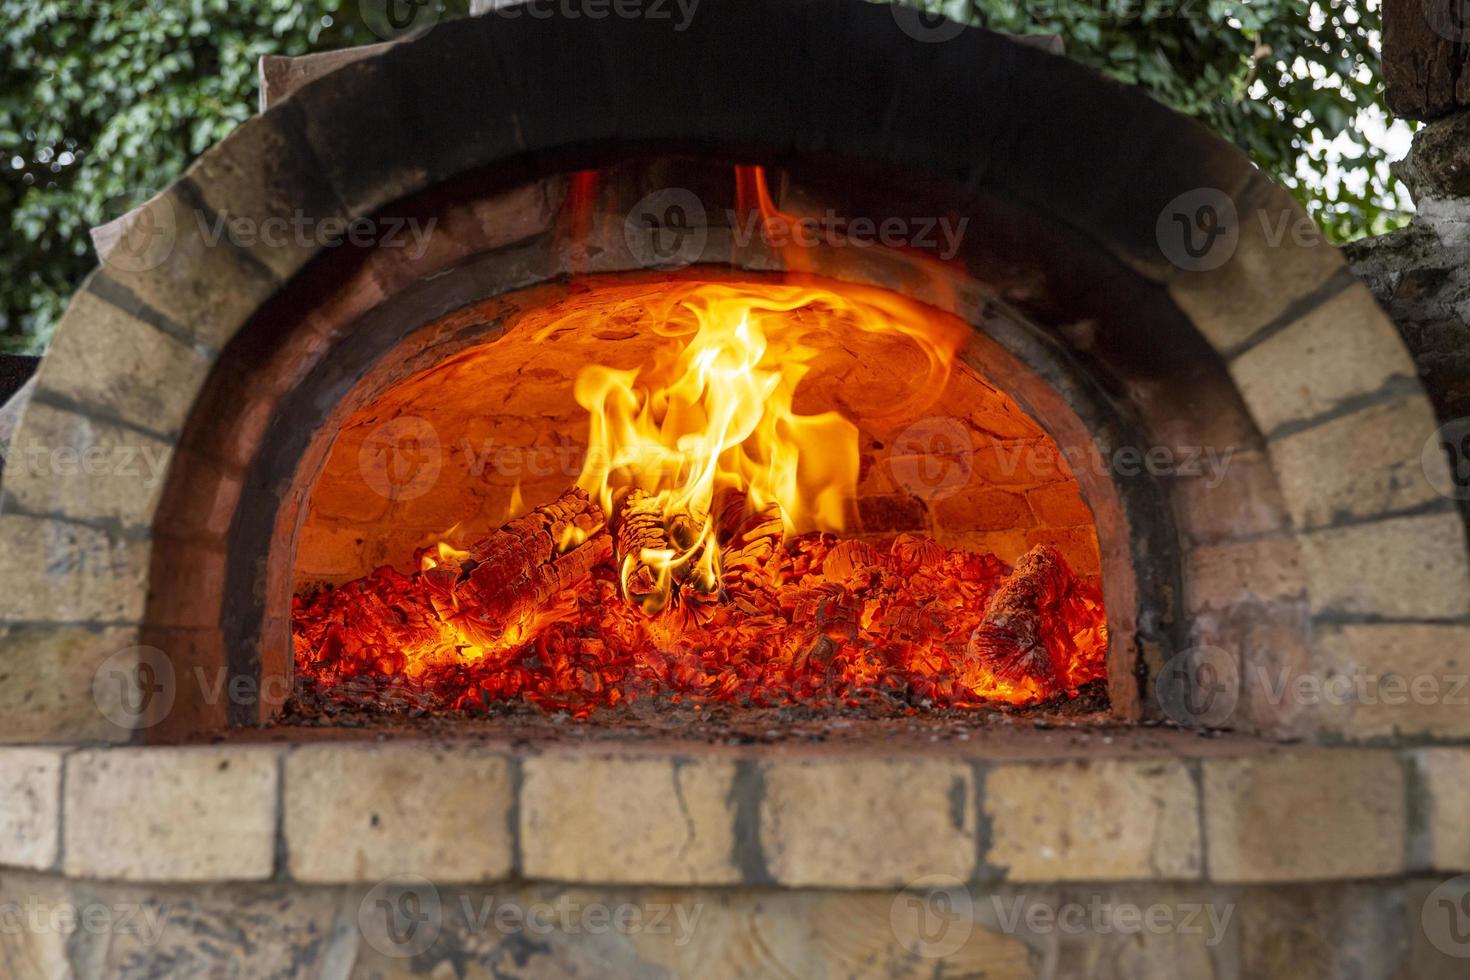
290 279 1109 718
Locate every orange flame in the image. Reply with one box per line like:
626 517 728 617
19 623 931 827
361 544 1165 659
560 280 961 612
735 164 810 273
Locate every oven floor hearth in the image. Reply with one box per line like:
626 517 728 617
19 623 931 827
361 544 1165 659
207 693 1257 758
265 679 1108 742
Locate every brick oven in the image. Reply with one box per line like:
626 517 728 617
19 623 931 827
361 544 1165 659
0 1 1468 975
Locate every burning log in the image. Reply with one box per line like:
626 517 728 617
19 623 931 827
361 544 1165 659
425 487 610 647
609 488 674 611
294 488 612 675
714 489 785 614
965 545 1091 695
607 488 720 612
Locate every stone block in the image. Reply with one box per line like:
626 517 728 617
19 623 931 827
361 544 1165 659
984 759 1201 880
0 515 150 623
0 748 65 869
63 747 279 882
1231 284 1417 436
1203 750 1405 882
1298 512 1470 619
285 744 513 883
521 754 739 885
761 758 975 888
3 401 171 528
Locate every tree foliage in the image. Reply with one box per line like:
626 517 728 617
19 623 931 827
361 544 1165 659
924 0 1403 240
1 0 1402 353
0 0 465 353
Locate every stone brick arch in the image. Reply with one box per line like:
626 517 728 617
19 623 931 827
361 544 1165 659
0 0 1463 743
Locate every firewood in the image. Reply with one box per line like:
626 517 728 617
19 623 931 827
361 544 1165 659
714 488 785 613
890 532 945 574
610 486 730 615
412 487 611 647
420 486 604 594
451 489 606 645
610 487 677 611
821 539 881 582
965 545 1079 693
453 534 613 647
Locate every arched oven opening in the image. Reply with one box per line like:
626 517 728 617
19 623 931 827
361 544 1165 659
149 153 1186 737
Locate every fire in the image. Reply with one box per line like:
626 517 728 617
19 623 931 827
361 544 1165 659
419 540 471 574
290 278 1109 720
564 281 956 613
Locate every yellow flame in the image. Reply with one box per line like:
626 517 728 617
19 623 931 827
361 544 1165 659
570 280 960 610
419 538 472 573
